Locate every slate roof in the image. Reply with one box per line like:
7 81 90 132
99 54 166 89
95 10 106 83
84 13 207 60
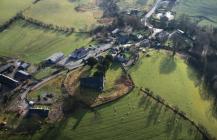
0 64 13 74
46 52 64 63
0 74 19 89
70 48 88 60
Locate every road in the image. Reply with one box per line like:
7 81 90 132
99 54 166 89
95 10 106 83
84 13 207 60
141 0 163 38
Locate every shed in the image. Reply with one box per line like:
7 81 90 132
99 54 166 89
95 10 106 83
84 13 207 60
0 64 13 74
0 74 19 89
46 52 64 64
80 76 104 92
15 70 31 81
27 108 49 118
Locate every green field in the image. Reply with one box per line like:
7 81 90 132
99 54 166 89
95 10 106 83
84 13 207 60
174 0 217 27
4 88 203 140
117 0 155 11
129 50 217 138
34 67 58 80
0 0 32 25
0 20 92 64
27 75 65 101
23 0 102 31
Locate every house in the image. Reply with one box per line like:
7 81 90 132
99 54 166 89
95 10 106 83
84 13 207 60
46 52 64 64
112 28 120 35
140 39 150 47
18 63 30 70
14 70 31 81
156 31 169 42
27 107 49 118
69 48 88 60
0 74 19 89
0 64 13 74
80 76 104 92
115 54 127 63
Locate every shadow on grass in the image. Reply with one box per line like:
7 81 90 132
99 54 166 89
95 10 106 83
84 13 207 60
159 56 177 74
145 101 163 127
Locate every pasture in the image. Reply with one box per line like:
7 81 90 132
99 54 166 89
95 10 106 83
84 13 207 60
0 20 92 64
174 0 217 27
27 75 65 101
4 88 203 140
129 50 217 138
117 0 155 11
0 0 32 25
23 0 103 31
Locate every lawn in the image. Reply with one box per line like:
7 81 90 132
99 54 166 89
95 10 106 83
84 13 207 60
4 88 203 140
173 0 217 27
0 0 32 25
0 20 92 64
129 50 217 138
117 0 155 11
23 0 103 31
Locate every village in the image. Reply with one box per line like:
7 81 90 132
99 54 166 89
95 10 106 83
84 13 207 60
0 0 217 139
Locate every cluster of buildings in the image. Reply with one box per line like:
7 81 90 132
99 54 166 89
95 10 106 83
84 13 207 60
0 61 31 92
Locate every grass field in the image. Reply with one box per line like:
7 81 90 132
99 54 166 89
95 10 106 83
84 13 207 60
33 67 58 80
0 20 92 64
0 0 32 25
174 0 217 27
117 0 155 11
129 50 217 138
23 0 103 31
4 88 203 140
27 75 65 101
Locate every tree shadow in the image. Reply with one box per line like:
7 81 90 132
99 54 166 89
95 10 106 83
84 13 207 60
71 107 88 130
159 56 177 74
145 102 162 127
165 113 177 138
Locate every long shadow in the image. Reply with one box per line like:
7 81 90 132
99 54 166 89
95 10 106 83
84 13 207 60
72 107 88 130
159 56 177 74
145 102 162 127
165 113 177 138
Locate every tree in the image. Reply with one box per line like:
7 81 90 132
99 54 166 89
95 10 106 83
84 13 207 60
37 95 41 102
105 54 114 63
86 57 98 68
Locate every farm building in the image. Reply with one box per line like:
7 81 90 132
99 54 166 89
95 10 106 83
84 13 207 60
26 107 49 118
69 48 88 60
80 76 104 92
18 63 30 70
0 74 19 89
0 64 13 74
14 70 31 81
46 52 64 64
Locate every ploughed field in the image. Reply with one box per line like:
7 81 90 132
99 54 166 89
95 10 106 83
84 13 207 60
174 0 217 27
